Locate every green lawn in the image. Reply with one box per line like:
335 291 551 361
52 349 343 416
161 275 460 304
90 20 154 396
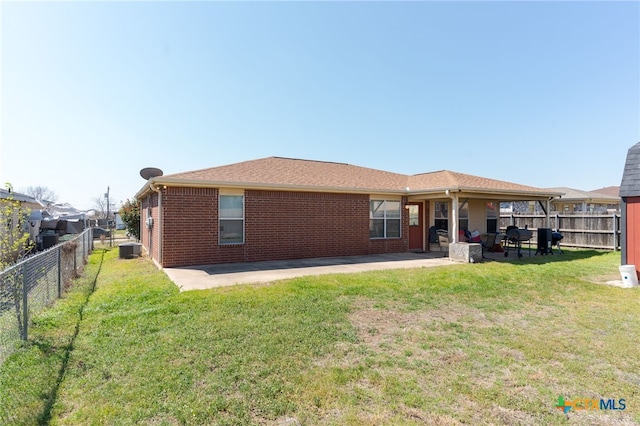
0 248 638 425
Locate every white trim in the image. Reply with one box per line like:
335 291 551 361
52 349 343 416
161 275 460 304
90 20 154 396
219 194 245 245
219 188 245 196
369 193 402 201
369 199 402 239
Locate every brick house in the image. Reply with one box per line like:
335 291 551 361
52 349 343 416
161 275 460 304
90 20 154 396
135 157 560 268
546 187 620 213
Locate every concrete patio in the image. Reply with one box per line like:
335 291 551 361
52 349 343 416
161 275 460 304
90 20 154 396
162 244 555 291
164 252 451 291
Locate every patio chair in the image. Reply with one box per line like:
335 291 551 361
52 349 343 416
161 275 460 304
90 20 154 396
436 230 450 257
481 233 497 258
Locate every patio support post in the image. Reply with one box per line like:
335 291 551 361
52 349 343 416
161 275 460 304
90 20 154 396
448 190 459 243
545 199 551 228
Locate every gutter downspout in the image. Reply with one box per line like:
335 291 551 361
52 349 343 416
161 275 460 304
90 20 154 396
150 182 163 266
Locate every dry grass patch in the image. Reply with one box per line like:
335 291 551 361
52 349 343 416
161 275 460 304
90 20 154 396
300 298 549 424
298 274 639 425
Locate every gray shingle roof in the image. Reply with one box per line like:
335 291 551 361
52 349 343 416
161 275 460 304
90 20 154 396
620 142 640 197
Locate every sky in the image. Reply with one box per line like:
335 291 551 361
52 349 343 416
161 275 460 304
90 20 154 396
1 1 638 211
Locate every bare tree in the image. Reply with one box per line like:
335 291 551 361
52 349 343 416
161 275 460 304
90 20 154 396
92 196 108 219
23 186 57 203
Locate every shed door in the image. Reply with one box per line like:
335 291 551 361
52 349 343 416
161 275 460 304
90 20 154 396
408 203 424 251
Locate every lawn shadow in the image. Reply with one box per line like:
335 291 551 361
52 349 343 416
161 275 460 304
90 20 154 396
483 248 614 266
38 249 105 426
191 252 446 276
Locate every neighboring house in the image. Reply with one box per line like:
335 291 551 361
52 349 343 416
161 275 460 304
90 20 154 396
590 186 620 198
135 157 561 268
502 187 621 214
0 188 43 245
546 187 621 213
114 213 125 230
620 142 640 275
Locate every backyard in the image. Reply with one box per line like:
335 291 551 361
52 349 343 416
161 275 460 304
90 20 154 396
0 247 638 425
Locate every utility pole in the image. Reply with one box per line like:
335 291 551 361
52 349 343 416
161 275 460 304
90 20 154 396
105 186 110 222
105 186 113 246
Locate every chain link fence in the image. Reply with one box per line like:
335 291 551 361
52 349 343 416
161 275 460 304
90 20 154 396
0 229 93 363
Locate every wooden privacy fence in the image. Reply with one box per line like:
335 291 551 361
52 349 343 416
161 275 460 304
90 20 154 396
499 213 621 250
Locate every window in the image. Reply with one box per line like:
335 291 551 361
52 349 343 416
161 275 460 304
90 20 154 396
434 202 448 231
486 202 497 233
458 200 469 231
219 195 244 244
370 200 401 238
408 205 420 226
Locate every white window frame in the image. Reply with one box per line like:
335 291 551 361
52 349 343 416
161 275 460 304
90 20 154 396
434 201 448 231
486 201 498 233
369 200 401 239
219 194 244 245
458 199 469 231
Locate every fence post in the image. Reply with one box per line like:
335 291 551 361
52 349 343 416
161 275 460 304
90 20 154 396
613 213 619 251
57 246 62 297
555 214 559 231
21 263 28 341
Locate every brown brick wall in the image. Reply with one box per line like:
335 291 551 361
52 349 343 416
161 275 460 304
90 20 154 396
156 188 409 267
243 190 371 262
161 187 218 267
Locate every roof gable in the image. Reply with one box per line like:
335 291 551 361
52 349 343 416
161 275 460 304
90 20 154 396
408 170 547 193
620 142 640 197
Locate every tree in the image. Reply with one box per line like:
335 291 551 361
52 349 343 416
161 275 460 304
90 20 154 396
0 195 34 269
23 186 57 203
119 198 140 241
0 192 35 340
92 196 115 220
92 196 107 219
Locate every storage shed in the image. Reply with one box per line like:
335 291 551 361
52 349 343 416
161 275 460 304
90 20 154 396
620 141 640 275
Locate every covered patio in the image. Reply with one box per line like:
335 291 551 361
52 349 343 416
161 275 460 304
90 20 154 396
403 170 562 258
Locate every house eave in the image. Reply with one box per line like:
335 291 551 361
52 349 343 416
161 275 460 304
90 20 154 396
136 179 562 200
554 197 620 203
407 186 562 200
